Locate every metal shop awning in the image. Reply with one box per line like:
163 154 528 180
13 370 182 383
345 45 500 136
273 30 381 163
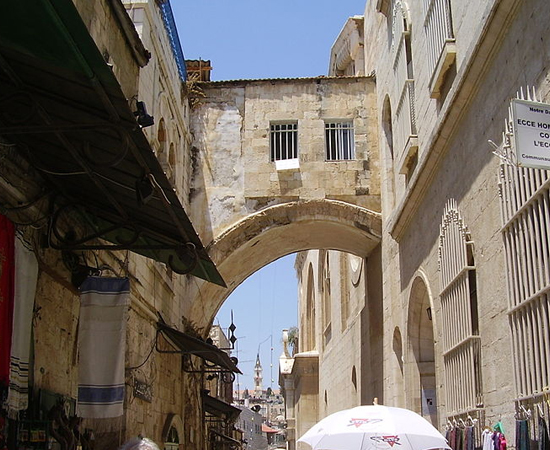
209 429 242 448
0 0 225 286
157 321 241 374
203 392 241 422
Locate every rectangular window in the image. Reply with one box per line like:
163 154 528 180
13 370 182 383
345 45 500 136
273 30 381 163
325 121 355 161
270 123 298 162
127 7 145 38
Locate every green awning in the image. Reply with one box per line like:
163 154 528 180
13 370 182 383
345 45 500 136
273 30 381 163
0 0 225 286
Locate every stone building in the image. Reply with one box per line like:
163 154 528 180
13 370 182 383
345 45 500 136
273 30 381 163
0 0 238 449
284 1 550 450
3 0 549 450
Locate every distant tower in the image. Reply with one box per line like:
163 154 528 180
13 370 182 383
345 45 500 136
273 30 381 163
253 353 263 393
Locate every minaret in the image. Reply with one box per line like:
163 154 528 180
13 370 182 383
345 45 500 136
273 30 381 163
253 352 263 393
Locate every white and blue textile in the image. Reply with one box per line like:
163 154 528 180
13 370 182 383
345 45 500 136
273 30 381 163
6 237 39 417
77 276 130 418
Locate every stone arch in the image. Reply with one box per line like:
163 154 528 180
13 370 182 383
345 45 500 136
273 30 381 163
321 250 331 347
381 95 397 212
157 117 168 159
162 413 184 449
392 326 405 406
382 95 393 160
405 271 438 425
168 142 176 182
186 199 381 331
304 262 316 352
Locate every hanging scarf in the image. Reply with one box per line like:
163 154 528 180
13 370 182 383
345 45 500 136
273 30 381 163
6 237 39 415
0 215 15 387
515 419 529 450
77 276 130 418
539 417 550 450
465 426 475 450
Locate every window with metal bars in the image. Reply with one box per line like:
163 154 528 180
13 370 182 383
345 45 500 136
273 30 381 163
325 121 355 161
438 199 483 415
270 123 298 162
499 93 550 400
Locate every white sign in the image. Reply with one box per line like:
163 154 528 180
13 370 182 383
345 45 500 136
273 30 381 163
511 98 550 169
275 158 300 171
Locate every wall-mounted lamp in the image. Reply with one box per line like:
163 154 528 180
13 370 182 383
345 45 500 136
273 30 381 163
62 250 101 288
426 307 432 321
135 175 155 205
133 101 154 128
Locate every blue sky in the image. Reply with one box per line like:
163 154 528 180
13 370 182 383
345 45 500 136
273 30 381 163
173 0 367 81
213 255 298 392
172 1 367 389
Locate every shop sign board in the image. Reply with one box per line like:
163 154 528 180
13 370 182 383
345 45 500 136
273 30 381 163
511 98 550 169
133 378 153 402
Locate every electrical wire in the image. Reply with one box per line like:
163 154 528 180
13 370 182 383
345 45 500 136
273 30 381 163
126 331 157 371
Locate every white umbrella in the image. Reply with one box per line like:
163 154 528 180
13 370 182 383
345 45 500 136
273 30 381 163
297 405 450 450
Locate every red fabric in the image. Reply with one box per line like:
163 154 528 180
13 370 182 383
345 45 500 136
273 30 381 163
0 214 15 386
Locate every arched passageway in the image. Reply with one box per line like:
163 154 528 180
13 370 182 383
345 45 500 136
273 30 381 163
185 199 381 331
406 274 438 425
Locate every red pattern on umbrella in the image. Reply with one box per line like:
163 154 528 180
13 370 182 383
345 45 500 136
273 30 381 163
371 435 402 447
349 418 384 428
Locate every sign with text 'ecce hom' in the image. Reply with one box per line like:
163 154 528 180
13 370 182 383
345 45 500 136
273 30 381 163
511 98 550 169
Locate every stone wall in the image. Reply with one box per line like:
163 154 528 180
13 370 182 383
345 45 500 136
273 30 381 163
189 76 380 240
363 0 549 433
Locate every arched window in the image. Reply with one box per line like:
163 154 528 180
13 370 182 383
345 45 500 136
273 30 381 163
157 118 167 156
168 142 176 183
321 251 332 347
162 414 183 450
438 199 482 416
304 263 316 352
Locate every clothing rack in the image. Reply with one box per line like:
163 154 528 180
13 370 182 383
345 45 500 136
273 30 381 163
514 390 550 447
445 410 484 450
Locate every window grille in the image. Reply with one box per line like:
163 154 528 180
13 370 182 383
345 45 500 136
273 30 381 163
500 156 550 399
270 123 298 162
497 90 550 400
325 121 355 161
438 199 483 415
423 0 455 80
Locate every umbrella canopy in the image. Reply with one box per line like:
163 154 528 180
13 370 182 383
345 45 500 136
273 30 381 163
297 405 450 450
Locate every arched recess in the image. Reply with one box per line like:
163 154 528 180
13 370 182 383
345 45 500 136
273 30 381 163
157 117 167 156
162 413 184 450
405 272 438 426
381 95 396 209
304 263 316 352
185 199 381 332
392 327 405 406
321 251 331 348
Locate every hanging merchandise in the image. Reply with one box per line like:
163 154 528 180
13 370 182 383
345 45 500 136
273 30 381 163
482 427 494 450
5 237 39 416
456 425 464 450
539 416 550 450
493 422 506 450
77 276 130 418
515 419 529 450
449 423 457 450
0 214 15 388
465 425 475 450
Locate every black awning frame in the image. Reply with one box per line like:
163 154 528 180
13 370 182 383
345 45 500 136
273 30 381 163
203 394 241 421
209 428 242 448
0 0 225 286
156 321 241 375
